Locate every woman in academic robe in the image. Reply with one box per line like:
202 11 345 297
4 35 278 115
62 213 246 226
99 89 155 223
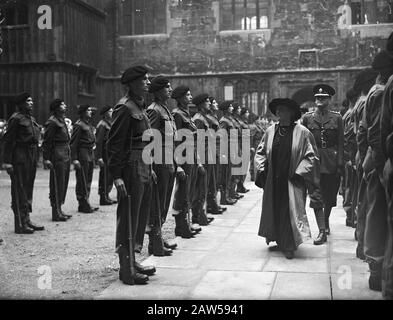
255 98 319 259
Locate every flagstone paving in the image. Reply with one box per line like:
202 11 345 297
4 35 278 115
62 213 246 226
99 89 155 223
98 182 383 300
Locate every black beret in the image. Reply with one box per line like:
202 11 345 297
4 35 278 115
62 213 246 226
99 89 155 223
192 93 209 106
77 104 91 115
15 92 31 105
121 65 149 85
387 31 393 53
50 99 64 112
268 98 301 121
171 85 190 99
149 75 170 93
313 84 336 97
372 50 393 71
100 105 112 116
240 107 249 116
218 100 233 111
353 68 378 93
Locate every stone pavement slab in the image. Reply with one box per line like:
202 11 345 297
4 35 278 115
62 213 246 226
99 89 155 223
98 181 382 300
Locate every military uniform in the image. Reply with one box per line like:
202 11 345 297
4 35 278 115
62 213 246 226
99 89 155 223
249 119 264 181
206 111 226 214
229 115 244 199
96 118 114 204
172 105 200 237
107 93 153 254
42 115 71 220
2 111 42 233
70 118 96 212
235 114 250 193
302 85 344 233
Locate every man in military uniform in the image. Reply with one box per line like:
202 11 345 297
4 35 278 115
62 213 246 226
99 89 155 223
96 105 116 206
206 97 227 214
353 69 379 260
107 65 156 285
219 101 238 206
237 106 251 193
191 93 216 226
2 92 45 234
171 86 205 237
249 113 265 181
146 75 177 256
42 99 72 222
361 51 393 292
302 84 344 235
70 105 98 214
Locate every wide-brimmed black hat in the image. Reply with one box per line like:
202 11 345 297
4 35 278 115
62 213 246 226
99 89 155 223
268 98 301 120
313 84 336 97
99 105 112 116
121 65 150 85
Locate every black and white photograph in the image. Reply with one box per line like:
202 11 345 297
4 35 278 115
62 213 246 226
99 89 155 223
0 0 393 307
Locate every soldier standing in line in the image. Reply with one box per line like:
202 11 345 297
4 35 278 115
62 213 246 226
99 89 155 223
96 105 116 206
361 51 393 292
171 86 205 237
70 105 98 214
146 75 178 256
107 65 156 285
191 93 216 225
249 113 265 182
237 106 251 193
302 84 344 235
42 99 72 222
380 32 393 300
2 92 45 234
218 101 238 206
206 97 227 214
229 102 245 200
352 69 379 260
342 89 359 228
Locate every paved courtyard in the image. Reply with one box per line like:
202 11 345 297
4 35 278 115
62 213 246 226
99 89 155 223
98 182 382 300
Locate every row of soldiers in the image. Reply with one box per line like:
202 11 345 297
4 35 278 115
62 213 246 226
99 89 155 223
339 33 393 299
0 65 265 285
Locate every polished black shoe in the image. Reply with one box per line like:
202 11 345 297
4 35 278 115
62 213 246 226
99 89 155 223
107 197 117 204
15 224 35 234
283 250 294 259
237 186 250 193
27 221 45 231
52 208 67 222
148 245 172 256
232 193 244 199
164 240 177 250
221 197 237 205
61 211 72 219
313 230 327 245
92 206 99 211
78 201 94 213
218 206 227 212
191 223 202 233
135 262 156 276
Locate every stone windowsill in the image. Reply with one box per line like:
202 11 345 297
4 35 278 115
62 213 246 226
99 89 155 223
118 33 170 40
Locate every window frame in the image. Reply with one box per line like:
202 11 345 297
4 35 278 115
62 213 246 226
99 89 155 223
0 0 29 27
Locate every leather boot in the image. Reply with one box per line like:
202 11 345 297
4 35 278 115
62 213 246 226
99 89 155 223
27 221 45 231
107 196 117 204
174 212 195 238
14 216 34 234
313 229 327 245
135 261 156 276
368 261 382 291
164 240 177 250
148 228 172 257
78 200 94 213
237 183 249 193
52 207 67 222
220 189 237 205
118 246 149 285
100 195 113 206
60 209 72 219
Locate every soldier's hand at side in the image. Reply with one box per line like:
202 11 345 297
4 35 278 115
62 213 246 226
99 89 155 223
2 163 13 175
152 170 158 184
73 160 81 170
43 160 53 170
114 178 127 199
176 167 186 180
97 158 105 168
198 164 205 176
